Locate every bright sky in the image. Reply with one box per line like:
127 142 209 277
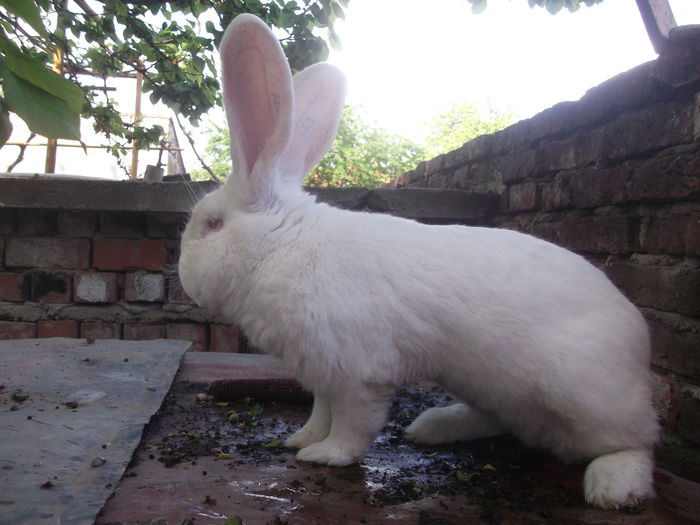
1 0 698 177
327 0 699 142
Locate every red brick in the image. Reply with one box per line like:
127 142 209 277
73 271 119 303
124 271 165 302
93 239 166 270
16 209 57 236
605 261 700 316
0 209 16 235
210 324 241 353
165 322 207 352
5 238 90 269
644 214 700 256
508 182 540 212
29 271 72 303
167 275 195 305
558 215 641 254
0 272 25 301
123 323 165 341
58 211 97 238
80 322 121 340
37 320 79 338
99 211 145 238
0 321 36 339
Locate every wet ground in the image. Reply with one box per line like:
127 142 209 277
98 378 700 525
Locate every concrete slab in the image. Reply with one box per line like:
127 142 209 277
0 338 190 525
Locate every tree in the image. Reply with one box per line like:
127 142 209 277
193 104 426 187
0 0 347 171
425 101 516 156
469 0 604 15
306 105 425 187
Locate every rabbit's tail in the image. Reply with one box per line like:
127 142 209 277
583 447 655 509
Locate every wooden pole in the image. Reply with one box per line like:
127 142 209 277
45 1 69 173
130 63 144 179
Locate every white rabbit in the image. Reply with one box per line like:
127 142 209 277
178 13 659 510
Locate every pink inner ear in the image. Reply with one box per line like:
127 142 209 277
226 45 277 176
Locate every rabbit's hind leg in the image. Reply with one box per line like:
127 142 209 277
405 402 506 445
583 448 655 509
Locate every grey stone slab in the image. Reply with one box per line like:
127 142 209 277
0 337 191 525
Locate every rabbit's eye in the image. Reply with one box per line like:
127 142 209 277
204 217 223 235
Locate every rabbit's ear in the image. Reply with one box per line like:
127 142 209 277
219 14 294 208
279 63 346 185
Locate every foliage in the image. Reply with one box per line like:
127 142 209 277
192 105 426 187
469 0 604 15
425 101 516 156
306 105 425 187
0 0 347 171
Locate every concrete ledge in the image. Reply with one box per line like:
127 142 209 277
0 176 498 221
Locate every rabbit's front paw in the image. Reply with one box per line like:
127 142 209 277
285 425 327 449
296 440 361 466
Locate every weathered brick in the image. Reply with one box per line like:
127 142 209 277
123 323 164 340
16 209 57 236
74 272 119 303
643 214 700 256
0 209 16 235
558 215 642 254
210 324 241 353
5 238 90 269
80 322 121 340
678 386 700 446
0 321 36 339
93 239 167 270
606 261 700 316
626 143 700 202
58 211 97 237
29 270 72 303
507 182 540 212
647 314 700 378
0 272 26 302
124 271 165 302
600 101 695 161
37 320 79 338
166 322 207 352
651 373 679 426
100 211 146 238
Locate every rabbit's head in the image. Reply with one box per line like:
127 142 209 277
179 14 346 312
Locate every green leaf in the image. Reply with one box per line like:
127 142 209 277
456 470 476 482
0 36 85 113
0 97 12 147
0 62 81 140
263 438 281 448
0 0 48 37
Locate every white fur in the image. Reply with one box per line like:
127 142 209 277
178 14 660 509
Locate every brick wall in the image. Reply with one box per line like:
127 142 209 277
0 25 698 479
391 26 700 478
0 180 492 356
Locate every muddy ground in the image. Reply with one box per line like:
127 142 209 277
101 381 647 524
